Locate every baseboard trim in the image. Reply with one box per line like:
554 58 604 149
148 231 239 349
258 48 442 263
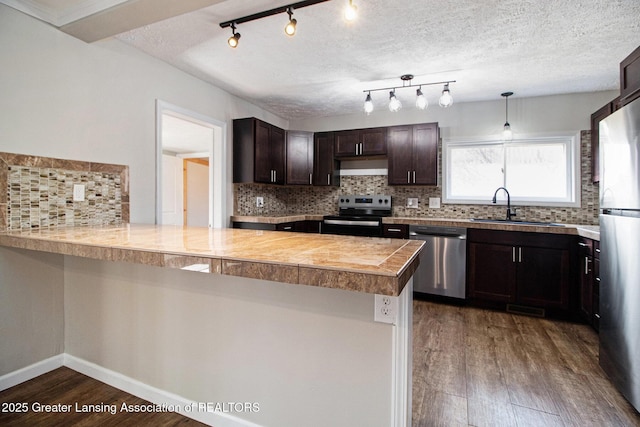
63 355 262 427
1 354 262 427
0 354 64 391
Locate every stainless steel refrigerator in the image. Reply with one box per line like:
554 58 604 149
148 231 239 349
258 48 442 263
599 96 640 413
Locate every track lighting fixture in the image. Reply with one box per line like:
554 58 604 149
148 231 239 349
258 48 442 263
362 75 456 114
344 0 357 21
501 91 514 141
219 0 331 48
439 83 453 108
388 90 402 112
284 7 297 36
227 23 241 48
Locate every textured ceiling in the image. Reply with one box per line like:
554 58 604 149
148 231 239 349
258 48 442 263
7 0 640 121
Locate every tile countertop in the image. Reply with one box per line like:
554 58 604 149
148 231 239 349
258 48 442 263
0 224 423 296
231 215 601 241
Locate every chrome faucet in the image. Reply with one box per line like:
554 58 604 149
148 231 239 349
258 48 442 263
492 187 516 221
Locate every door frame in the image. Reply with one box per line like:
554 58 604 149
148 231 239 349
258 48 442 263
155 100 227 228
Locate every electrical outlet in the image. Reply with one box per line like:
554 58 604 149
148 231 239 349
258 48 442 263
429 197 441 209
73 184 85 202
407 197 419 209
256 197 264 208
374 294 398 324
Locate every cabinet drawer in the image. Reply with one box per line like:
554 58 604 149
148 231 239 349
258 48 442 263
382 224 409 239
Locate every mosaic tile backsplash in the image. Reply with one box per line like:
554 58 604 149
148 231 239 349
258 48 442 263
234 130 599 225
1 152 129 232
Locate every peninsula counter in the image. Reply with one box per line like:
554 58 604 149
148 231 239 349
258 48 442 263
0 224 423 427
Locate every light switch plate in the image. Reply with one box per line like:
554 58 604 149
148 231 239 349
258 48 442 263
73 184 85 202
429 197 441 209
407 198 419 209
256 196 264 208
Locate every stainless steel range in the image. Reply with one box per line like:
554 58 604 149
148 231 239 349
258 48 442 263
321 195 391 237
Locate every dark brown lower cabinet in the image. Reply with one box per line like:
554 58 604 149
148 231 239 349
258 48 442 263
467 229 575 316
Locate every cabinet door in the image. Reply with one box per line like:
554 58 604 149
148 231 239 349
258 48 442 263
361 127 387 156
620 45 640 105
387 126 413 185
313 132 338 186
413 123 438 185
517 246 570 309
578 239 594 321
270 125 286 184
253 119 273 183
334 130 360 157
286 131 313 185
467 242 517 302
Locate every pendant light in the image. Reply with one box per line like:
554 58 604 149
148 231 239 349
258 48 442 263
388 90 401 112
439 83 453 107
501 91 513 141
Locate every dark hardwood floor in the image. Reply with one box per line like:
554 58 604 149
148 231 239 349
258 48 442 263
2 300 639 426
412 300 640 426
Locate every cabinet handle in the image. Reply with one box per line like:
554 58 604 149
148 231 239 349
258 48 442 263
407 171 411 183
388 228 402 232
283 226 292 230
309 173 312 185
360 143 363 155
594 313 601 319
578 242 589 247
327 173 330 185
274 170 277 182
512 247 516 263
595 277 601 282
413 170 416 183
585 257 592 275
595 248 601 253
518 247 522 263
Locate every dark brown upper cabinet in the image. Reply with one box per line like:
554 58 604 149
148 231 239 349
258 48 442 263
387 123 439 185
620 44 640 106
313 132 339 186
334 127 387 158
233 118 285 184
286 131 314 185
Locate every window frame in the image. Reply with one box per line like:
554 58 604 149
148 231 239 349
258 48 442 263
442 132 581 207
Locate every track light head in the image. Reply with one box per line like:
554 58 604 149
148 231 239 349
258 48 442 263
439 83 453 108
227 23 241 48
344 0 357 21
388 90 402 112
416 88 428 110
364 92 373 115
285 8 297 36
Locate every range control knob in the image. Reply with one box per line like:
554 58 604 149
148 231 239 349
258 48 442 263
340 198 344 203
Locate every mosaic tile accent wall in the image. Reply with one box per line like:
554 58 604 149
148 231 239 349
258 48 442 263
234 130 599 225
0 152 129 232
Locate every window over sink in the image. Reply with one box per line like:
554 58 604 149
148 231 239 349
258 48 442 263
443 133 580 207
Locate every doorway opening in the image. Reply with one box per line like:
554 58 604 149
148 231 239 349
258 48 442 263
156 100 226 228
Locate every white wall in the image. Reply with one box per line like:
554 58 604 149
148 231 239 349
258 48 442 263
64 256 395 427
0 248 64 376
0 4 288 225
290 91 618 138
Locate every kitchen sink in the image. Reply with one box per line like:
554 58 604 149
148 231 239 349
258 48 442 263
470 218 564 227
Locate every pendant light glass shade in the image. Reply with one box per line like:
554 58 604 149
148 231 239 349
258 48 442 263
439 83 453 107
502 123 513 141
415 88 428 110
344 0 357 21
388 90 402 112
364 92 374 115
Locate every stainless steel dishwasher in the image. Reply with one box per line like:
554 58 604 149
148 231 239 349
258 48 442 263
409 225 467 299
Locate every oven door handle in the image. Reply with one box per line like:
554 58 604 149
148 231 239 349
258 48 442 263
323 219 380 227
